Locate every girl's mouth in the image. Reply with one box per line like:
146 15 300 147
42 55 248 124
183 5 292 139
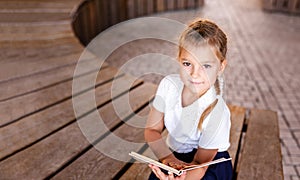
189 80 204 85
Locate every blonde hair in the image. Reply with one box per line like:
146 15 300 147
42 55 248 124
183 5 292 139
178 19 227 130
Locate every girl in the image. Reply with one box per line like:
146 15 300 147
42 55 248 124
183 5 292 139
144 19 232 180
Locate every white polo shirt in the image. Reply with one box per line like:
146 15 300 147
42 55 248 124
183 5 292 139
152 74 231 153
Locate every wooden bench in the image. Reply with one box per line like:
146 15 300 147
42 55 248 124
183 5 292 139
0 0 283 179
0 74 283 179
119 106 284 180
71 0 205 46
262 0 300 14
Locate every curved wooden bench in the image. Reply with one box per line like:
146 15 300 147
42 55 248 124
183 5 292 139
0 0 282 179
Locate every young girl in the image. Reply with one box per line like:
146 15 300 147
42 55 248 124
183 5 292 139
144 19 232 180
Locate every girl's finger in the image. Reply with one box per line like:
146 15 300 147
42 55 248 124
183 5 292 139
150 165 168 179
168 172 174 180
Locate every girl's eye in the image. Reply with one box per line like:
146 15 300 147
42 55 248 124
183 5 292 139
203 64 211 69
182 61 192 67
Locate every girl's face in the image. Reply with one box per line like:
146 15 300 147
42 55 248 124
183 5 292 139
179 43 226 97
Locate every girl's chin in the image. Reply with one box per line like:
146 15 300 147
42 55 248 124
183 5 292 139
186 86 208 95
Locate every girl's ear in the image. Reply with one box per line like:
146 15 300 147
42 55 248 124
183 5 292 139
218 59 227 75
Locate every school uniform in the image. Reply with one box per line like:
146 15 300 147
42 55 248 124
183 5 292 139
148 74 232 180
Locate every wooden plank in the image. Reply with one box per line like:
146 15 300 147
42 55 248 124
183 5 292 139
0 12 70 23
120 130 168 179
0 22 74 41
197 0 204 6
0 42 84 83
0 56 105 101
77 3 90 46
119 0 128 21
166 0 176 10
0 122 90 180
237 109 283 180
156 0 165 12
98 0 109 31
52 83 156 179
0 83 156 179
186 0 195 9
0 65 115 127
176 0 186 9
0 1 79 11
127 0 136 19
87 1 97 40
228 105 246 166
109 0 120 26
0 37 81 60
120 148 154 180
146 0 155 14
0 75 142 160
137 0 146 16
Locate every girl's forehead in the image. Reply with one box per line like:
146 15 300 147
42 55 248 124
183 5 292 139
180 43 219 63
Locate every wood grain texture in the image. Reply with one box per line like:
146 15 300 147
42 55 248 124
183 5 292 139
228 105 245 166
0 56 106 101
0 65 115 126
0 42 83 83
156 0 165 12
51 84 156 179
0 82 155 179
120 147 156 180
0 75 141 160
237 109 283 180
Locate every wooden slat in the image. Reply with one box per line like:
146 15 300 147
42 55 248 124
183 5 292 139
156 0 165 12
0 65 115 127
0 83 156 179
0 22 73 41
127 0 136 19
78 3 90 46
52 83 156 179
137 0 146 16
0 38 82 62
120 148 154 180
119 0 128 21
146 0 155 14
0 12 70 22
0 57 105 101
237 109 283 180
228 105 246 166
87 1 97 40
176 0 186 9
0 75 142 160
120 130 168 179
166 0 176 10
97 0 109 31
109 0 119 26
0 1 79 11
197 0 205 6
186 0 195 8
0 45 83 83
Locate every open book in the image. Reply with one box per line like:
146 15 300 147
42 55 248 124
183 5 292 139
129 151 232 176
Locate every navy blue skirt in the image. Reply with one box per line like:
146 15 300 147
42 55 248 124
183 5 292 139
148 149 233 180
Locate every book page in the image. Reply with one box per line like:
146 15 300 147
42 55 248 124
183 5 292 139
129 151 182 175
181 157 232 171
129 151 232 176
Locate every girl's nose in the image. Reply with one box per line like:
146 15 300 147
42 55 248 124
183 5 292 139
191 65 203 78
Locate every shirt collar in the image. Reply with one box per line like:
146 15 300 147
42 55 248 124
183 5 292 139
196 86 217 109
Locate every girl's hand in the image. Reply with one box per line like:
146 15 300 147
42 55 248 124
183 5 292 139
161 157 187 170
149 164 187 180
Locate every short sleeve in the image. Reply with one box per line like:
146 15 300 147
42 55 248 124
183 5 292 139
152 77 168 113
198 100 231 151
